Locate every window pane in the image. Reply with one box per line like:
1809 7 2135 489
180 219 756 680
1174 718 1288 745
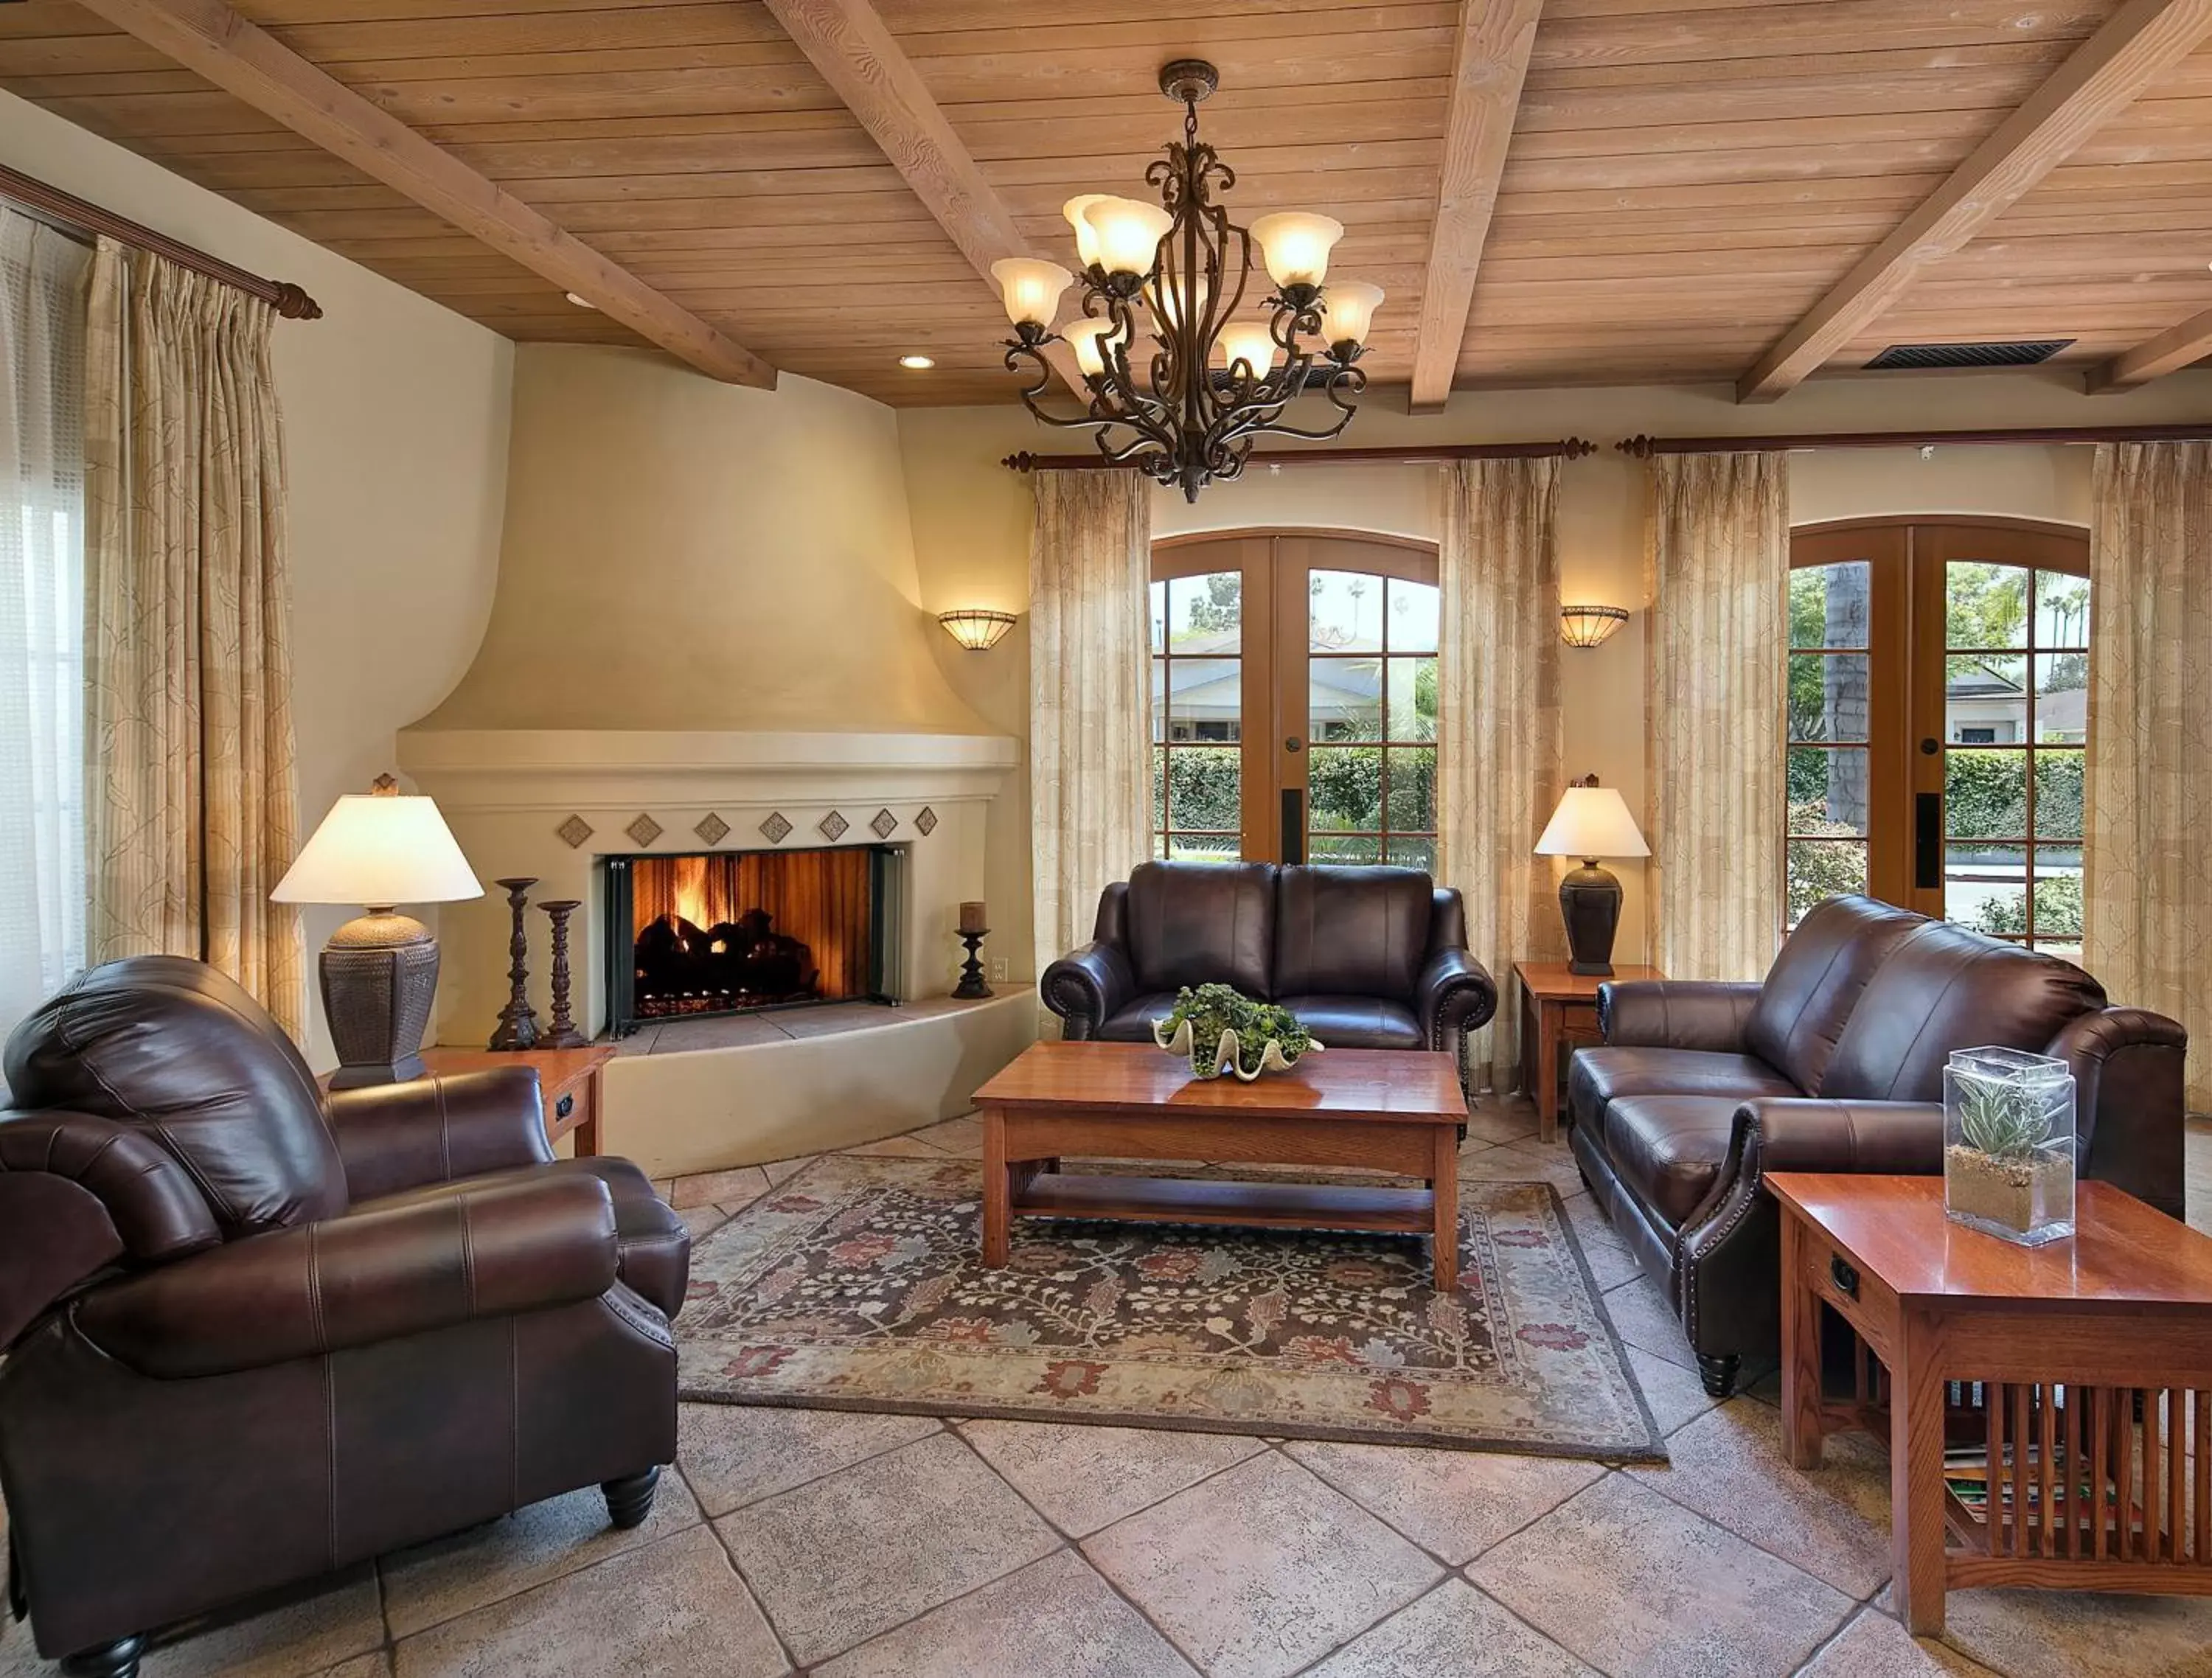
1944 748 2028 841
1385 745 1436 831
1149 580 1166 654
1166 747 1239 832
1787 839 1865 925
2034 869 2084 941
1388 578 1439 653
2032 751 2083 843
2033 653 2088 743
1790 561 1871 650
1385 836 1436 873
1312 835 1383 863
1947 843 2028 934
1946 561 2030 650
1308 746 1382 831
1310 570 1384 652
1787 746 1870 837
2039 941 2084 964
1944 654 2027 745
1386 657 1437 741
1164 657 1239 742
1169 835 1241 862
2035 570 2090 649
1788 652 1871 743
1310 656 1381 742
1166 571 1240 652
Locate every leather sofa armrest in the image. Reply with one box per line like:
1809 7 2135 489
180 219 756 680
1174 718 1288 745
1717 1097 1947 1189
1415 947 1498 1048
2046 1006 2188 1219
325 1067 555 1201
1598 981 1763 1053
77 1171 619 1379
1040 941 1135 1041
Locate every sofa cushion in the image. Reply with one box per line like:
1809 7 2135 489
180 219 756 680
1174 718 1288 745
1567 1046 1798 1133
1822 919 2107 1102
1276 995 1426 1051
1742 894 1922 1094
1272 866 1432 1003
1100 993 1180 1042
1124 860 1275 998
1602 1094 1743 1228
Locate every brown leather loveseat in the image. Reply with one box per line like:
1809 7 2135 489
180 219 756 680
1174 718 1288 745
1568 896 2186 1398
0 957 690 1678
1042 860 1497 1052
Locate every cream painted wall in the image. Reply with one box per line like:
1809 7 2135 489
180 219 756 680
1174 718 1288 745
897 369 2212 975
1 91 514 1065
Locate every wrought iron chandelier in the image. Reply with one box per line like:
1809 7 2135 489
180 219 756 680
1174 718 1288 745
990 60 1382 502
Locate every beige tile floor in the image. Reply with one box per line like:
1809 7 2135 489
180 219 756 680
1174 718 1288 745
5 1109 2210 1678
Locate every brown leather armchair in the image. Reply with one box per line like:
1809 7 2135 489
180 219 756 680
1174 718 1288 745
1566 897 2187 1399
1042 860 1496 1053
0 957 689 1678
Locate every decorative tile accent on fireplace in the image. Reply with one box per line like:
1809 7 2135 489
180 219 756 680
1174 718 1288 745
601 845 903 1037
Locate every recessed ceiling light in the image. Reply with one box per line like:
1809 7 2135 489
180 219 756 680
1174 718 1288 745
899 354 936 369
564 292 598 309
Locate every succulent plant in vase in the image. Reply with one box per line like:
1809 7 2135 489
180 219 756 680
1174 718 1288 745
1152 983 1321 1081
1944 1046 2076 1246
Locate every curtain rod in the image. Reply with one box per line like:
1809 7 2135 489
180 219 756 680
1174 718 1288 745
0 162 321 321
1001 439 1596 472
1619 422 2212 456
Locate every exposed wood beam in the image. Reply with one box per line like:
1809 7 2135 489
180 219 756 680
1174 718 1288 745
2088 306 2212 391
1736 0 2212 404
1408 0 1544 414
69 0 775 388
757 0 1085 397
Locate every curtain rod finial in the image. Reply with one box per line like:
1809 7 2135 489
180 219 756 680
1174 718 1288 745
1618 434 1657 458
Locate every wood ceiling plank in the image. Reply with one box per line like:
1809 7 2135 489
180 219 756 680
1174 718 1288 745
1528 1 2110 73
1520 39 2072 95
1409 0 1543 410
1736 0 2212 401
66 0 775 386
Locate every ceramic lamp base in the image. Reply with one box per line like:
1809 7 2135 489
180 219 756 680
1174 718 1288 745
321 910 439 1089
1559 863 1622 977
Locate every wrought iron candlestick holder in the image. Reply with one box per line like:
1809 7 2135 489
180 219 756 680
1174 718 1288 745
488 876 540 1051
539 899 587 1049
953 927 994 1000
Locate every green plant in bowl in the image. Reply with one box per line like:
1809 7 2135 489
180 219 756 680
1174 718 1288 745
1151 983 1319 1080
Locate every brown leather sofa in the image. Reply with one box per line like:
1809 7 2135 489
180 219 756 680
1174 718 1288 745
1568 896 2187 1399
1041 860 1497 1051
0 957 689 1678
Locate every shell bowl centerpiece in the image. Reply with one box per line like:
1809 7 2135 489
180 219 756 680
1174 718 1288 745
1152 983 1321 1082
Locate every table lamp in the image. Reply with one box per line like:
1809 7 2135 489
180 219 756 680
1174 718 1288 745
272 775 484 1087
1534 776 1650 977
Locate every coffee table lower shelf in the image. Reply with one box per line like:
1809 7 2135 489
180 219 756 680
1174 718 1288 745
1010 1172 1440 1236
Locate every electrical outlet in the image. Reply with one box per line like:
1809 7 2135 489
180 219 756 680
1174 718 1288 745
990 955 1009 983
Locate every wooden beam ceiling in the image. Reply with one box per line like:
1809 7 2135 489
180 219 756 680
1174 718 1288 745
2089 304 2212 390
1735 0 2212 404
66 0 775 388
1408 0 1542 414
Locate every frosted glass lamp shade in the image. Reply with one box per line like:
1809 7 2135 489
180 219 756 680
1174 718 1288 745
1062 194 1110 267
1150 271 1211 330
1321 281 1385 349
1082 197 1172 277
273 793 482 909
1534 785 1650 862
1217 321 1276 377
990 257 1074 329
1250 212 1343 288
1063 318 1116 376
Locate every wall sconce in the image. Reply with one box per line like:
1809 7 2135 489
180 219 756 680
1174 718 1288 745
937 608 1018 651
1559 605 1628 648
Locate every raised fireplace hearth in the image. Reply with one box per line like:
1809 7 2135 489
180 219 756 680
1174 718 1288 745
604 845 902 1037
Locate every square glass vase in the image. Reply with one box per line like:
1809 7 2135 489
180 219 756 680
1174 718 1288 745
1943 1045 2077 1247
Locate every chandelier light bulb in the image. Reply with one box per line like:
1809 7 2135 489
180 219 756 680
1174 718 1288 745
989 257 1074 329
1062 194 1110 268
1082 196 1174 278
1321 281 1385 349
1250 212 1344 289
1216 321 1277 377
1062 318 1117 376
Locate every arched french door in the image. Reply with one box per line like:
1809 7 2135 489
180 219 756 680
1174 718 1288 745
1151 530 1439 866
1787 515 2089 955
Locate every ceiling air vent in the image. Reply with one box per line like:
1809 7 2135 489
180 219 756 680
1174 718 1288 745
1863 340 2073 371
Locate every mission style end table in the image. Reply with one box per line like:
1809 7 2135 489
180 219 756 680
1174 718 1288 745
1768 1172 2212 1636
1514 960 1663 1142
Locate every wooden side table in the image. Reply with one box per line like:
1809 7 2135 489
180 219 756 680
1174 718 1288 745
1513 961 1663 1141
321 1045 615 1156
1769 1172 2212 1636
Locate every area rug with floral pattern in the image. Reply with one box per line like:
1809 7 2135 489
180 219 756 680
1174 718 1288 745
677 1154 1665 1461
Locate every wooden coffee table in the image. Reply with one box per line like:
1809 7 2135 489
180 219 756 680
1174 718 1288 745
973 1042 1469 1289
1770 1172 2212 1636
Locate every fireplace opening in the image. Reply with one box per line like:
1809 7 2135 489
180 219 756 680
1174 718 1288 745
602 845 901 1037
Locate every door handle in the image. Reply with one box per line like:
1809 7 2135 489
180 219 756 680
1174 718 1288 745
1281 789 1304 866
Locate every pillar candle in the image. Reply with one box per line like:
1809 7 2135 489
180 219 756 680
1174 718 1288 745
958 901 987 935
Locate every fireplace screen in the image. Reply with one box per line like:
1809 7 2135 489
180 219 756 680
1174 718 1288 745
602 846 898 1036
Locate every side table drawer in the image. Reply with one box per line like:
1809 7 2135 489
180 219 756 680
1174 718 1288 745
544 1076 596 1152
1803 1232 1899 1359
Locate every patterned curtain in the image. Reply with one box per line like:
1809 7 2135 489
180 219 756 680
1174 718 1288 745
2084 442 2212 1112
1644 452 1787 982
84 239 305 1038
1029 468 1152 1017
1437 456 1562 1090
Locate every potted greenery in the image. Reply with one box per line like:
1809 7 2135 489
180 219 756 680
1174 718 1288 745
1944 1046 2076 1246
1152 984 1321 1081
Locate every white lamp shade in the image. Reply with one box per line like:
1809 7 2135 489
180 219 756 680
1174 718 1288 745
1082 197 1172 277
1216 321 1276 376
1150 271 1210 330
1062 194 1110 267
1534 785 1650 860
271 793 484 908
1321 280 1385 347
989 257 1074 329
1250 212 1343 288
1063 317 1116 376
